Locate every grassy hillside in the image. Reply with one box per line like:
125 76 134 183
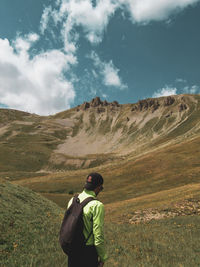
1 181 200 267
0 181 67 267
13 135 200 210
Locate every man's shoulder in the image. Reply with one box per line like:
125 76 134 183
88 199 104 212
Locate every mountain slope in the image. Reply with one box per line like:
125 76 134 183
0 94 199 175
13 134 200 210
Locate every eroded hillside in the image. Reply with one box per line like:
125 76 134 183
0 94 199 173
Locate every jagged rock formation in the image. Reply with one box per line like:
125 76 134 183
79 97 120 111
179 103 187 112
132 99 160 112
131 96 179 113
164 96 175 106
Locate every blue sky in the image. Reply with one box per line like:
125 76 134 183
0 0 200 115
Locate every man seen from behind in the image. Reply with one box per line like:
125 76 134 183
67 172 108 267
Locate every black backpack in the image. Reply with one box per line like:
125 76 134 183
59 194 95 255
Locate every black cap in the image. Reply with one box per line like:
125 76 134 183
84 173 103 190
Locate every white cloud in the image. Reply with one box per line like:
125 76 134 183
0 35 76 115
40 0 200 49
183 85 199 94
153 86 177 97
40 0 117 51
102 93 108 98
59 0 116 45
176 78 187 83
13 33 39 55
118 0 200 23
103 62 123 88
40 6 52 34
90 51 127 89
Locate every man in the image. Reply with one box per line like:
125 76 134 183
67 173 108 267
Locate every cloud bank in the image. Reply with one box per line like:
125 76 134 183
0 34 76 115
152 86 177 97
120 0 200 23
153 83 200 98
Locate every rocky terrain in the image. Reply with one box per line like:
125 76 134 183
129 199 200 224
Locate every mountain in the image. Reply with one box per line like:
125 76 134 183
0 94 199 175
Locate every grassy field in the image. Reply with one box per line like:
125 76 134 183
105 216 200 267
1 181 200 267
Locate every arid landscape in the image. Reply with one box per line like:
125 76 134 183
1 94 200 266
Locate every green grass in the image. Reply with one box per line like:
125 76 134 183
153 117 166 132
105 216 200 267
0 181 67 267
1 182 200 267
140 117 158 136
12 135 200 210
99 116 113 134
0 171 47 181
0 109 35 124
0 133 57 172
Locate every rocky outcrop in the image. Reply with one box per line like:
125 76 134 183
164 96 175 106
179 103 187 112
132 99 160 112
90 97 102 107
80 97 120 111
111 101 120 107
131 96 189 114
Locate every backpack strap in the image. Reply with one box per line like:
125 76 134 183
72 195 95 207
80 196 95 208
72 194 80 204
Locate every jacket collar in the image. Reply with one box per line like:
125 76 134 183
84 189 96 197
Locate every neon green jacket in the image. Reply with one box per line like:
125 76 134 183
67 189 108 262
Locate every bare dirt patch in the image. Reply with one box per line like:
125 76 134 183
129 199 200 224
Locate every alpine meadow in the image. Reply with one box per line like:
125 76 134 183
1 94 200 266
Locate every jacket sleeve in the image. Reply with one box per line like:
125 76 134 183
92 202 108 262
